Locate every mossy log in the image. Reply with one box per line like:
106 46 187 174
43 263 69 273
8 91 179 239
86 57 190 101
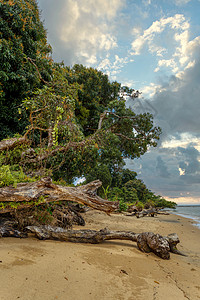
25 226 186 259
0 177 119 214
0 136 29 152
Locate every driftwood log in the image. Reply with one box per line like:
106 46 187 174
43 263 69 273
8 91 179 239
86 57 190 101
126 207 170 218
0 223 185 259
22 226 185 259
0 177 119 214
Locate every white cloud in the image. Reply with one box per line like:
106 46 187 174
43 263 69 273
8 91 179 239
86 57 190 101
98 58 111 70
97 54 129 79
174 35 200 66
142 0 151 5
162 133 200 151
131 14 189 56
154 59 177 73
131 36 145 55
81 0 125 19
131 14 200 77
121 79 137 88
38 0 125 65
179 167 185 176
140 82 162 98
132 26 142 37
174 0 191 5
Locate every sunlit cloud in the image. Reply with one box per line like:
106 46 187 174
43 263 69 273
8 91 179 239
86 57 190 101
97 54 130 79
131 14 189 56
165 196 200 204
38 0 125 65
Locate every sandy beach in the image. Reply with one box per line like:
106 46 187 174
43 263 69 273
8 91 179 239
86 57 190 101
0 210 200 300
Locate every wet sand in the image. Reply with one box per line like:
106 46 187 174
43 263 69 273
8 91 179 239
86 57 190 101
0 210 200 300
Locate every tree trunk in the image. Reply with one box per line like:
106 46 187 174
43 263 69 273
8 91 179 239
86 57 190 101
25 226 186 260
0 136 29 152
0 177 119 214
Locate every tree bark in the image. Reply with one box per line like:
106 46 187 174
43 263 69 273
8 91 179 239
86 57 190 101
0 136 29 152
25 226 186 259
0 177 119 214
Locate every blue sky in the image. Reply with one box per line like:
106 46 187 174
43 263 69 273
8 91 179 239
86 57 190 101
38 0 200 204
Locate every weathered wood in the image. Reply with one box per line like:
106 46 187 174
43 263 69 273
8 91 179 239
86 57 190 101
0 136 29 152
0 219 27 238
25 225 185 259
126 207 168 218
136 208 157 218
0 177 119 214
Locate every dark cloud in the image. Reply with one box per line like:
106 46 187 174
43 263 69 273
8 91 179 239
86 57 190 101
178 145 200 175
156 156 170 178
153 58 200 138
126 143 200 199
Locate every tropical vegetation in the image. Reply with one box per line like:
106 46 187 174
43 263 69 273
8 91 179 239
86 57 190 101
0 0 176 210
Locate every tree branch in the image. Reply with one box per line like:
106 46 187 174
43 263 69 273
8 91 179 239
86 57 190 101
27 57 49 85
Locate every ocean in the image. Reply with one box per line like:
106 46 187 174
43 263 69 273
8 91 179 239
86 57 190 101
170 205 200 229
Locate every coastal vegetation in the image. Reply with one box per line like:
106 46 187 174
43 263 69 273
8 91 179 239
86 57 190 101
0 0 176 213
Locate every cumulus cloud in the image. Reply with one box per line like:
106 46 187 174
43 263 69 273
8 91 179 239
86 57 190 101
38 0 125 65
97 54 129 79
130 14 200 78
131 14 189 56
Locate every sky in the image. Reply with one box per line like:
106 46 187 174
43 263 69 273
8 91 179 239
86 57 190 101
37 0 200 204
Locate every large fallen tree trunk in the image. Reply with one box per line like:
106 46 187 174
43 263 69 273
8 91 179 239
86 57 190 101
22 226 186 259
0 177 119 214
0 223 185 259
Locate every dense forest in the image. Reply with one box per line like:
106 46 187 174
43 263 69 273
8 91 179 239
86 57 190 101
0 0 176 211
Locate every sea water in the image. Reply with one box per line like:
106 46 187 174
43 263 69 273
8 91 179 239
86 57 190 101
171 205 200 229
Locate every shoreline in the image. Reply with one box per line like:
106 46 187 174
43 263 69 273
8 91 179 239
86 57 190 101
169 208 200 229
173 212 200 229
1 211 200 300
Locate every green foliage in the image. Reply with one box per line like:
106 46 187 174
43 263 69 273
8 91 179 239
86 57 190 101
102 185 110 200
64 64 121 135
0 165 35 188
134 201 145 211
152 195 176 209
86 164 112 189
87 168 176 211
119 200 128 212
0 0 52 139
22 83 82 145
124 181 139 203
0 143 29 166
